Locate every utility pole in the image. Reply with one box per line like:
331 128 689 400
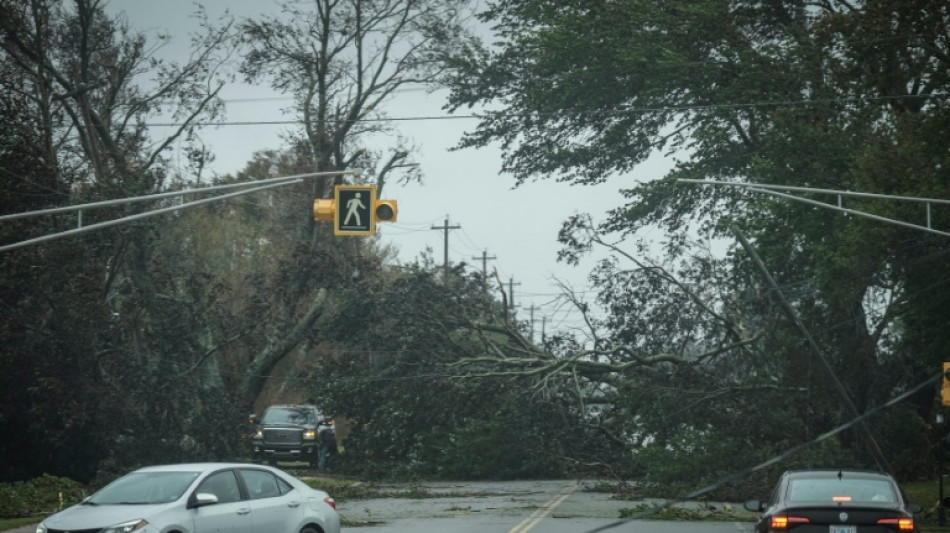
527 304 540 342
472 249 497 278
507 277 521 310
431 217 460 280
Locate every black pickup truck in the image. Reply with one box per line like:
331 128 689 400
249 404 325 466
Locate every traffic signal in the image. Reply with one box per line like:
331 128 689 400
311 185 398 236
374 198 398 222
313 198 334 221
335 185 375 235
943 362 950 406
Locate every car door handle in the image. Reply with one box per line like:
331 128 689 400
237 507 252 515
287 501 301 508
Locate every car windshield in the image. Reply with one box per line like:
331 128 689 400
89 471 201 504
788 478 898 504
263 407 318 425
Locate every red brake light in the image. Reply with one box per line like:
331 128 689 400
876 517 914 531
324 496 336 510
770 515 810 529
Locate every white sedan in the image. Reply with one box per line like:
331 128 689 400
35 462 340 533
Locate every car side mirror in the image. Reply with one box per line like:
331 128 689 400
188 492 219 509
744 499 764 513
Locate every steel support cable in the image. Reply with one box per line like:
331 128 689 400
582 368 946 533
580 226 928 533
678 179 950 238
0 170 361 253
0 180 304 253
0 170 359 222
735 230 892 474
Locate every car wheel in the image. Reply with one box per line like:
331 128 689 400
300 528 319 533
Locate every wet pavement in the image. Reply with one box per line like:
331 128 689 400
334 479 755 527
3 479 757 533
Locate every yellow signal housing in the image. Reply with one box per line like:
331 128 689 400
313 188 397 234
374 198 398 223
943 362 950 406
313 198 335 222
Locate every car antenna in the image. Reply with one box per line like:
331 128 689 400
837 470 843 480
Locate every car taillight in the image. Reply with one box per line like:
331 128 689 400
770 515 810 529
876 517 914 531
324 496 336 510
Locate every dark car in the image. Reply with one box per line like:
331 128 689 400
745 470 922 532
250 404 325 467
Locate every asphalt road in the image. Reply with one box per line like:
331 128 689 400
336 479 757 533
345 517 752 533
4 479 757 533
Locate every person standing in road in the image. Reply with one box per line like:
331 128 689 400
318 417 337 472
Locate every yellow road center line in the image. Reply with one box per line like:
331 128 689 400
508 483 577 533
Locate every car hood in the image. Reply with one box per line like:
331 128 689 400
44 502 176 529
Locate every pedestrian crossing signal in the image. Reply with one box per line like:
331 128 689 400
311 185 398 236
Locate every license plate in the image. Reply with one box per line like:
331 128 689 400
830 527 856 533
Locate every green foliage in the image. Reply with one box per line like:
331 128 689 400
0 475 85 518
0 0 240 483
424 398 570 480
302 479 377 501
633 428 863 501
310 266 580 480
618 502 753 522
0 517 40 531
871 404 932 480
2 0 948 494
444 0 950 488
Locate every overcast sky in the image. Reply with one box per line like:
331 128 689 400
106 0 676 338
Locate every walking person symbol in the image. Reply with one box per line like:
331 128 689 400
343 192 365 226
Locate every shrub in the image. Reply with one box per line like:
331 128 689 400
0 475 86 518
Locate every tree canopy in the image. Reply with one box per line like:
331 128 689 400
442 0 950 482
2 0 950 493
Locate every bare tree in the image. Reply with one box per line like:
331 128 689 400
446 217 768 456
0 0 231 191
234 0 477 405
240 0 474 195
0 0 233 315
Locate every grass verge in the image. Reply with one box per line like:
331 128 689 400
904 479 950 533
0 517 38 531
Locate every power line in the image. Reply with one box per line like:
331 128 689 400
583 368 946 533
737 229 892 474
141 91 950 128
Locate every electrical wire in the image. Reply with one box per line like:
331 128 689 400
141 91 950 128
580 367 947 533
